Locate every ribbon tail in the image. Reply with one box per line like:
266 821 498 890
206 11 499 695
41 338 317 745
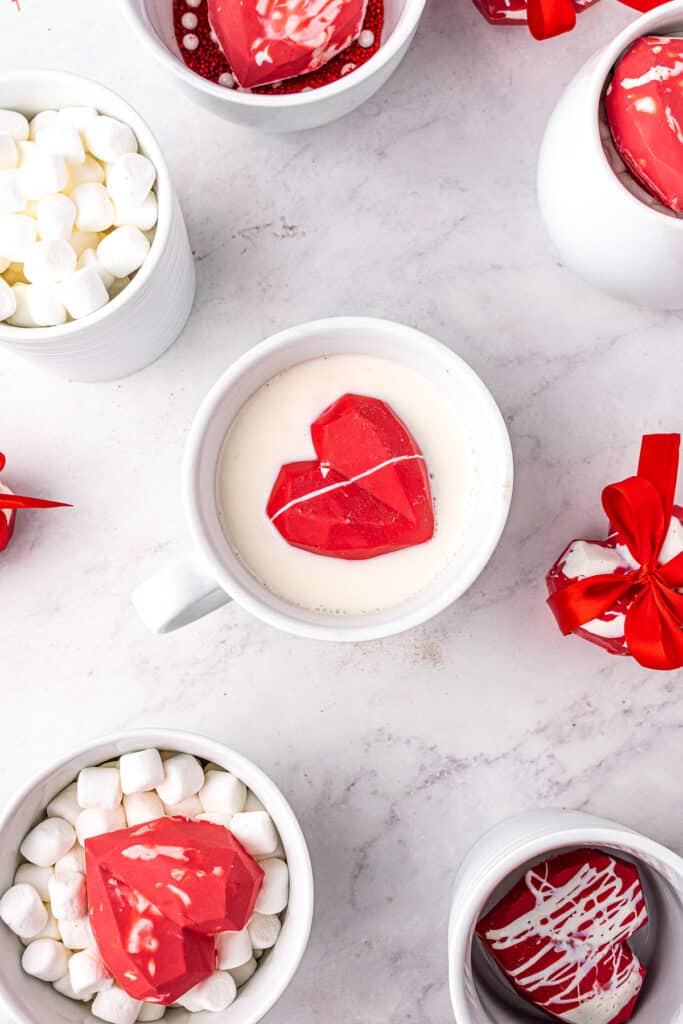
617 0 670 11
526 0 576 39
0 495 70 510
625 583 683 670
638 434 679 521
548 573 635 635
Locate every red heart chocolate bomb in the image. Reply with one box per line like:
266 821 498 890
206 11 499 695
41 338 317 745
606 36 683 213
208 0 369 89
86 818 263 1004
477 849 648 1024
266 393 435 560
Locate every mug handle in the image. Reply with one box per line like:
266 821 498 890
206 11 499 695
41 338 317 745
132 553 231 633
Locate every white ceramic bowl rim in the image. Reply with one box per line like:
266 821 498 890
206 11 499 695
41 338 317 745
122 0 427 109
0 68 171 343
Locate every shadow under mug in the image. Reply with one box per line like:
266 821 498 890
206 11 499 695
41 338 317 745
133 316 513 642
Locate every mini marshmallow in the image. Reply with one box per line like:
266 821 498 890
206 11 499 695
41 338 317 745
97 225 149 278
29 909 60 942
26 282 67 326
59 914 94 950
18 151 68 200
14 864 53 901
0 213 37 262
123 791 164 827
16 140 36 165
69 947 113 997
78 247 115 289
0 169 25 212
75 806 126 845
247 912 282 951
0 110 29 141
0 276 16 320
229 956 257 988
84 116 137 163
113 191 158 231
255 839 285 862
175 971 237 1012
22 938 69 982
37 193 76 240
69 229 100 258
48 871 87 921
20 818 76 867
230 811 278 858
254 858 289 915
36 124 85 166
137 1005 166 1021
62 266 109 320
77 766 122 810
195 812 233 828
200 771 247 816
92 985 142 1024
55 845 85 873
54 972 88 1001
29 110 59 140
47 784 81 826
6 282 38 326
120 749 165 795
164 795 203 817
156 753 204 807
216 927 252 970
0 883 48 938
244 792 266 813
24 238 76 283
106 153 155 206
67 155 105 190
58 106 98 132
72 182 114 232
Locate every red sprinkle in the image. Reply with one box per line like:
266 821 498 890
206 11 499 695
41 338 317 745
173 0 384 94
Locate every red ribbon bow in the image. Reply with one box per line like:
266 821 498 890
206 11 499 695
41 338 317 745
526 0 669 41
548 434 683 670
0 452 70 552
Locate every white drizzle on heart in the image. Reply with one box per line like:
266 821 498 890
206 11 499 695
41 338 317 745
484 858 646 1023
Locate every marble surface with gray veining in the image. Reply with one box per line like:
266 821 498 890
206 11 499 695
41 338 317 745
1 0 682 1020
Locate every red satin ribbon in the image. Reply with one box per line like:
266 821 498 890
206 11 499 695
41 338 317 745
548 434 683 670
0 452 70 551
527 0 668 40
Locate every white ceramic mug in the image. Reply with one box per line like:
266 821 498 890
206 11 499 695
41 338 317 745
538 1 683 310
123 0 427 132
448 808 683 1024
0 70 195 382
0 728 314 1024
133 316 513 641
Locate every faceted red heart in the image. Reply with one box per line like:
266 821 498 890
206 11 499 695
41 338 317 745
85 818 263 1005
477 849 648 1024
606 36 683 213
208 0 368 89
266 393 434 560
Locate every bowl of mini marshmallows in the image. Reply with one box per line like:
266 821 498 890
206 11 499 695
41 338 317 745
0 70 195 382
0 729 314 1024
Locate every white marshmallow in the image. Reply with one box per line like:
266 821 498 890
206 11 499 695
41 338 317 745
108 275 129 300
62 266 109 320
69 947 113 997
113 191 157 231
18 151 68 199
164 795 202 817
254 858 289 915
92 985 143 1024
123 791 164 827
77 766 123 810
230 811 278 858
58 106 98 133
156 754 204 807
54 971 88 1001
22 938 69 982
68 228 100 257
26 282 67 326
36 124 85 166
255 839 285 862
55 845 85 874
59 914 93 950
0 213 36 261
48 871 87 921
72 182 114 232
120 749 165 795
195 812 232 828
29 110 59 140
229 956 257 988
247 912 282 950
137 1005 166 1021
14 863 53 901
6 282 38 326
47 784 81 826
0 110 29 141
84 116 137 163
37 193 76 240
106 153 155 206
244 792 265 813
0 883 48 938
97 225 149 278
200 771 247 815
0 170 25 213
0 276 16 320
76 806 126 845
20 818 76 867
24 238 76 283
16 140 36 165
29 909 60 942
78 247 115 289
175 972 237 1012
66 154 105 190
216 927 252 969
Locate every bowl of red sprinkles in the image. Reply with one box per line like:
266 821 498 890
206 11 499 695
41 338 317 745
123 0 427 131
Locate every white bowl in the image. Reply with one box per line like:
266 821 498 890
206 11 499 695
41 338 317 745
448 809 683 1024
538 1 683 310
132 316 514 640
0 71 196 381
123 0 427 132
0 729 314 1024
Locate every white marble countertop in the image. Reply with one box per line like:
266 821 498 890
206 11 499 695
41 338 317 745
1 0 682 1020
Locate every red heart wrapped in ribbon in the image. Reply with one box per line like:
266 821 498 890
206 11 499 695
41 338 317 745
0 452 70 552
477 0 670 40
546 434 683 670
